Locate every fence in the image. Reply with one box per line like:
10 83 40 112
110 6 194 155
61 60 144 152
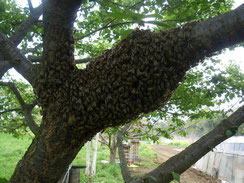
195 136 244 183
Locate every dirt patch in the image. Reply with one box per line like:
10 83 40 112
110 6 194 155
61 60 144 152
133 145 220 183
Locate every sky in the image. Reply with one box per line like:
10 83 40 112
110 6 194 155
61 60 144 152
11 0 244 74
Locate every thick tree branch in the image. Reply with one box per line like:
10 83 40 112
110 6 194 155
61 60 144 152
27 99 38 109
10 4 43 46
117 124 132 183
42 0 82 66
0 58 12 79
27 0 34 13
36 1 83 107
192 4 244 52
0 81 39 135
0 33 34 84
22 105 39 135
0 3 42 79
132 105 244 183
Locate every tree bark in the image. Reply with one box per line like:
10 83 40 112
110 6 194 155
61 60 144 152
131 105 244 183
0 33 34 84
8 3 244 183
0 59 12 79
109 135 117 164
117 124 132 183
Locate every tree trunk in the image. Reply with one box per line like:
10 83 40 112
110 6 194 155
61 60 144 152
91 133 99 176
117 124 132 183
9 121 94 183
85 141 91 176
109 135 117 164
109 146 117 164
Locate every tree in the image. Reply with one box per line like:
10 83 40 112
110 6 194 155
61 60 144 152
0 0 244 182
99 128 120 164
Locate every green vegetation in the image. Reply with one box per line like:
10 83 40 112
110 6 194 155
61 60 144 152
168 141 189 148
139 143 158 159
0 133 32 180
0 134 158 182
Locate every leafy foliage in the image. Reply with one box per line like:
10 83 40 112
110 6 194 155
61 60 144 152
0 73 40 137
172 172 180 182
74 0 233 58
0 0 27 37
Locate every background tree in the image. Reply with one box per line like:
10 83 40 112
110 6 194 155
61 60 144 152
0 0 244 182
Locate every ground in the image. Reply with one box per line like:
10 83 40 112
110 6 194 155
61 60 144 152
134 144 221 183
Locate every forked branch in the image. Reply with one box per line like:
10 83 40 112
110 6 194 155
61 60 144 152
0 81 39 135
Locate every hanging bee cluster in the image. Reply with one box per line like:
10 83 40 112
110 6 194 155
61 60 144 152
33 33 78 134
66 21 210 135
34 20 212 141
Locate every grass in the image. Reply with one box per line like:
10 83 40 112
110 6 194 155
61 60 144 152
139 142 158 159
168 141 189 148
73 144 123 183
0 133 158 183
0 133 32 181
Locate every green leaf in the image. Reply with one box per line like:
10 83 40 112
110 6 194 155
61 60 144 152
225 130 232 137
172 172 180 182
0 178 8 183
143 175 157 181
208 146 215 152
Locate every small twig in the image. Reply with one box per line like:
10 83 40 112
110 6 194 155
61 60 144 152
76 21 135 40
79 2 96 12
129 0 145 9
99 133 109 146
21 44 43 54
0 108 22 115
77 0 146 40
